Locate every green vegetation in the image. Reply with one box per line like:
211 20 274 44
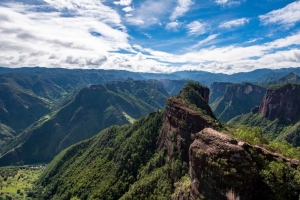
225 125 300 160
27 81 300 200
260 72 300 87
0 79 171 166
31 111 165 199
177 81 216 121
0 166 43 199
228 113 300 146
122 111 136 124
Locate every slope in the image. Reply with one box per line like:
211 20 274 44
0 80 51 132
0 80 169 166
31 82 300 200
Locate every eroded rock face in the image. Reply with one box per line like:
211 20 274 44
157 98 218 163
212 83 266 122
259 84 300 122
189 128 258 200
209 82 233 104
188 128 300 200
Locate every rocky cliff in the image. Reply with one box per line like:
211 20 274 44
209 82 233 104
260 83 300 122
188 128 300 200
211 83 266 122
157 82 218 164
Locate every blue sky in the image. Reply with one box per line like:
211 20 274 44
0 0 300 73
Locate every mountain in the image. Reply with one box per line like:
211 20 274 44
0 77 51 132
211 83 266 122
31 82 300 200
2 66 300 87
209 82 233 103
0 79 171 166
229 83 300 146
261 72 300 86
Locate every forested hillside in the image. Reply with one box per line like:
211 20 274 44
30 82 300 200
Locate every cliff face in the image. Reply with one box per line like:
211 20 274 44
209 82 233 104
260 84 300 122
212 83 266 122
157 82 218 165
188 128 300 200
157 97 218 162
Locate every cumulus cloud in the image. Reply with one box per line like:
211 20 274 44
219 18 249 29
166 21 182 31
186 20 208 36
114 0 132 6
125 0 174 27
170 0 193 21
123 6 133 12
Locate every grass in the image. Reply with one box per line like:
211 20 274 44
0 167 44 199
122 111 136 124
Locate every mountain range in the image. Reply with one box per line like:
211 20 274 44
1 67 300 199
30 82 300 200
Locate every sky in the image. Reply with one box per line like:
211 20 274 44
0 0 300 74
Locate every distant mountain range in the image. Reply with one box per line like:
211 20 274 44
2 66 300 86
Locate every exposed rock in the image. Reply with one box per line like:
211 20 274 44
212 83 266 122
157 97 218 163
259 83 300 122
189 128 300 200
209 82 233 104
157 82 218 165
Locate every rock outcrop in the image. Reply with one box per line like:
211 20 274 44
157 97 218 162
157 82 218 164
209 82 233 104
188 128 300 200
212 83 266 122
260 83 300 122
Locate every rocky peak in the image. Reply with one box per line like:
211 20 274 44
259 83 300 122
156 82 218 164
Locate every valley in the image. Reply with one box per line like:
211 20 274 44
0 67 300 199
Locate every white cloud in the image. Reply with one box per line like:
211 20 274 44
125 0 174 27
186 20 208 36
259 1 300 27
170 0 193 21
214 0 243 6
166 21 181 31
191 34 219 49
43 0 123 27
0 2 133 69
215 0 228 5
0 1 300 74
219 18 249 28
114 0 132 6
123 6 133 12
